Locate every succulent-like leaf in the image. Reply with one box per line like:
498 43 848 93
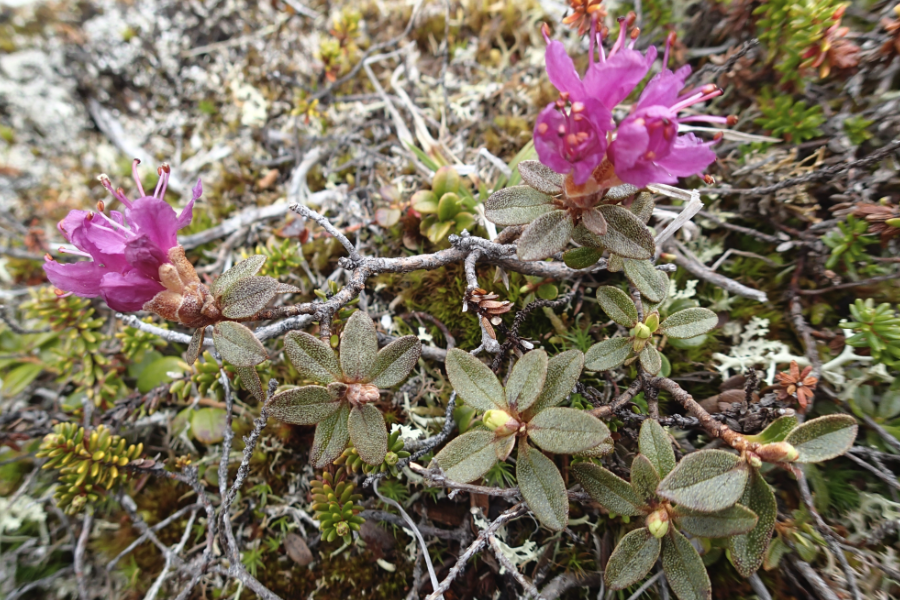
516 440 568 531
639 344 662 375
525 349 584 418
212 321 268 367
369 335 421 388
484 186 555 226
211 255 266 297
517 160 563 195
657 450 749 512
348 404 388 465
516 210 575 261
237 366 264 403
659 308 718 339
284 331 341 385
624 259 669 303
221 276 296 319
310 403 351 468
727 469 777 577
596 286 639 327
661 529 712 600
744 415 799 444
571 462 646 516
268 386 341 425
638 419 676 478
563 247 604 270
527 407 610 455
505 349 548 413
604 528 660 590
445 348 506 412
584 337 632 372
186 327 205 365
340 310 379 382
630 454 660 504
784 414 858 463
672 504 758 538
437 193 461 221
432 429 499 483
596 204 655 260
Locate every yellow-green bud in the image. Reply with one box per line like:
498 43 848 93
644 312 660 333
335 521 350 537
756 442 799 463
747 452 762 468
432 166 460 198
885 217 900 229
633 323 652 340
647 508 670 539
384 451 399 466
482 410 518 436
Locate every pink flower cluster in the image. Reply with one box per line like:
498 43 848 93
535 19 732 188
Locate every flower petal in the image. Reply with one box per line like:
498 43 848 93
654 133 717 177
43 260 105 297
99 271 166 312
124 234 169 280
127 196 179 252
584 46 657 107
57 210 89 243
545 40 585 97
636 64 691 109
175 179 201 230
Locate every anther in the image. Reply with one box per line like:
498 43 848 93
703 174 715 184
86 212 95 221
571 101 585 113
625 11 636 27
713 132 724 141
700 84 718 94
537 123 549 135
644 151 656 160
559 91 570 102
97 200 105 213
630 27 640 40
726 115 738 126
44 253 54 262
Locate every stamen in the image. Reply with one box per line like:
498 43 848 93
44 253 54 262
670 88 721 112
54 289 72 298
677 115 730 125
727 115 738 126
628 27 640 49
153 163 170 199
663 31 677 69
97 174 133 208
610 16 628 57
537 122 549 135
541 22 551 44
703 174 716 184
644 151 656 160
132 159 146 197
571 101 585 113
59 246 92 258
97 200 105 213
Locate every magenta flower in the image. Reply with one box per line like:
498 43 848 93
44 160 201 313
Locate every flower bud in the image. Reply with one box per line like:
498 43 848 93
633 322 652 340
384 451 399 466
483 409 518 436
756 442 799 463
746 452 762 468
647 508 670 539
644 312 660 333
885 217 900 229
335 521 350 537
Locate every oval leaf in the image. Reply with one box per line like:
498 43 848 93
638 419 676 479
727 469 777 577
659 308 718 339
527 407 611 455
268 386 341 425
445 348 506 412
212 321 268 367
516 210 574 261
340 310 379 382
571 223 603 249
348 404 388 465
672 504 758 538
584 337 632 372
516 440 568 531
596 204 655 260
604 528 660 590
369 335 421 388
506 349 548 413
432 429 500 483
191 408 227 444
571 462 646 516
630 454 660 504
563 247 604 270
220 276 280 319
517 160 563 195
211 255 266 297
524 349 584 418
310 403 350 468
484 185 555 226
657 450 749 512
744 415 799 444
236 365 264 403
630 192 655 224
284 331 341 385
784 414 858 463
624 259 669 303
639 344 662 375
661 529 712 600
596 286 639 327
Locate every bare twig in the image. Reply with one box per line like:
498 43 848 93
74 511 93 600
488 533 544 599
666 239 768 302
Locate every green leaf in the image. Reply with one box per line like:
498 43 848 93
659 308 718 339
211 255 266 297
639 345 662 375
516 440 568 531
744 415 799 444
212 321 268 367
596 204 655 260
505 349 548 413
285 331 342 385
1 362 42 397
728 468 777 577
426 219 454 244
763 535 790 571
340 310 379 382
437 193 461 221
524 349 584 418
657 450 749 512
432 429 499 483
563 247 604 270
191 408 227 444
631 192 655 224
221 276 295 319
236 366 264 403
661 529 712 600
596 286 639 327
672 504 758 538
527 407 610 455
878 390 900 421
638 419 676 478
571 462 646 516
631 454 660 504
445 348 506 412
784 414 858 463
571 223 603 249
516 210 575 261
268 386 341 425
369 335 421 388
348 404 388 465
411 190 438 214
604 528 660 590
483 186 555 226
186 327 205 365
624 259 669 303
137 356 189 393
584 337 632 372
517 160 563 195
310 403 351 468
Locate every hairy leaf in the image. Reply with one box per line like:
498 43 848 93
432 429 499 483
236 366 264 403
348 404 388 465
340 310 379 382
604 183 641 202
631 192 655 224
630 454 660 504
212 321 268 367
596 204 655 260
310 403 350 468
563 247 604 270
584 337 632 372
571 462 646 516
582 207 608 236
784 414 858 463
525 349 584 418
268 386 341 425
516 440 568 531
604 528 660 590
639 419 676 478
516 210 575 261
745 415 799 444
211 255 266 297
672 504 758 538
577 441 614 458
527 407 610 455
596 286 639 327
284 331 341 385
657 450 749 512
221 276 291 319
369 335 421 388
728 469 777 577
445 348 506 412
639 344 662 375
571 223 603 249
517 160 563 195
624 259 669 303
661 529 712 600
506 349 548 413
659 308 718 339
186 327 205 365
484 186 555 226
